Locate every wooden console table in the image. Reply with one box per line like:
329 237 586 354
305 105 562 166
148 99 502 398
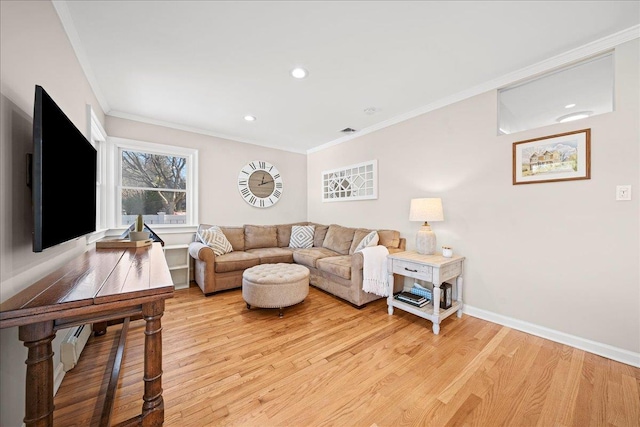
0 243 174 427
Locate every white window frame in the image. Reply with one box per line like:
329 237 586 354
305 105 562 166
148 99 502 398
85 106 108 244
107 137 198 229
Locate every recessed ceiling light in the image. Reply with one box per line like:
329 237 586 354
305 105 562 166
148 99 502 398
290 67 308 79
557 111 592 123
498 128 510 135
244 115 256 121
565 103 576 109
364 107 378 115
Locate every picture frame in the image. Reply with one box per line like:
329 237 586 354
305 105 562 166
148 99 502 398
512 129 591 185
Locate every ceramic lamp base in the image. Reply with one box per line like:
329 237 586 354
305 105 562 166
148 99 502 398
416 225 437 255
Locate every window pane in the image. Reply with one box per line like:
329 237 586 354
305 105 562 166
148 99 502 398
122 150 187 190
121 149 188 225
498 53 613 134
121 189 187 226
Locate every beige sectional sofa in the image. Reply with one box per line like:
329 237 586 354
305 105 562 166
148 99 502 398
188 222 406 307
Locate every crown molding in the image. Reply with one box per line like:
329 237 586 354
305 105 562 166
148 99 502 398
308 24 640 154
108 111 308 155
52 1 111 115
52 0 637 156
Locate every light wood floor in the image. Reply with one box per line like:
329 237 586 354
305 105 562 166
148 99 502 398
53 284 640 427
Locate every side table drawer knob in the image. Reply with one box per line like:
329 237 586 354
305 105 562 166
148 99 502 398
404 267 418 272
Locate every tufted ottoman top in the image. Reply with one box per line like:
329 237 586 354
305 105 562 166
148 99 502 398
243 263 309 285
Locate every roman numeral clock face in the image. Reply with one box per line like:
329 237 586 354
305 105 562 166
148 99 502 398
237 161 283 208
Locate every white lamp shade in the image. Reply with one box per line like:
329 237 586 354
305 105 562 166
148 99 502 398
409 198 444 222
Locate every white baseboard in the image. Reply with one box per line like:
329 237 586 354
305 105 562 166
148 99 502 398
53 362 65 396
463 305 640 368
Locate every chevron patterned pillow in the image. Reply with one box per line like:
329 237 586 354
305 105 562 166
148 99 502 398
355 231 379 252
289 225 315 249
197 226 233 256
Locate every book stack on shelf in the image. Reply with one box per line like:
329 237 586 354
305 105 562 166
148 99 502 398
394 291 430 308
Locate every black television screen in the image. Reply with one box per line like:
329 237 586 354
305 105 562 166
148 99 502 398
32 85 97 252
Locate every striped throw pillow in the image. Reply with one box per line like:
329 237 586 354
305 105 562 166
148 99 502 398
197 226 233 256
289 225 315 249
355 231 379 252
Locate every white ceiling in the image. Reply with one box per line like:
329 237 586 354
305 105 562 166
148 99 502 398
55 1 639 153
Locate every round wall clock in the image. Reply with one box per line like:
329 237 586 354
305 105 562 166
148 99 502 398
237 160 283 208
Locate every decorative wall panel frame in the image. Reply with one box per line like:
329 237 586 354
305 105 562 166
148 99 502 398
322 160 377 202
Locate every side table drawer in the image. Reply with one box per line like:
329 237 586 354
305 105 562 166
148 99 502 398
392 259 433 281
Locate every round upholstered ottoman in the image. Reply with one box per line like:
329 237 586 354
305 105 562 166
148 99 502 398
242 263 310 317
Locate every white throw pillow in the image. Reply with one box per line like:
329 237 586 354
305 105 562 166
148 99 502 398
197 226 233 256
289 225 315 249
355 231 379 252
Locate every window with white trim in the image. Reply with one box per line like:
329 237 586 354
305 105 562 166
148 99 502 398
87 106 107 232
109 137 198 228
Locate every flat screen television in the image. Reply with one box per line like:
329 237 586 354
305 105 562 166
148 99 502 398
32 85 97 252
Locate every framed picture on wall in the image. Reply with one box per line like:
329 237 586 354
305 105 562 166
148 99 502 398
512 129 591 185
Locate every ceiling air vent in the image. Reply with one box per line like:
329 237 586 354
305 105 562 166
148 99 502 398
340 127 357 133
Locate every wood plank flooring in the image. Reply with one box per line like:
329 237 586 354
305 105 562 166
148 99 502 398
53 284 640 426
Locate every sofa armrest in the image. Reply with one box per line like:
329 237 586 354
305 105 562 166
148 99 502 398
388 247 404 255
351 251 364 270
189 241 215 261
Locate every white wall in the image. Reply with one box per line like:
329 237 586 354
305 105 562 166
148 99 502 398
1 2 308 423
307 40 639 359
0 1 107 426
106 116 308 227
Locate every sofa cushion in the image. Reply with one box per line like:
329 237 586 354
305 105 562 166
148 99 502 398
293 247 340 268
276 222 308 247
214 251 260 273
316 255 352 280
378 229 401 248
313 224 329 247
246 247 294 264
244 225 278 249
219 226 245 251
197 226 233 256
322 224 356 255
289 225 315 249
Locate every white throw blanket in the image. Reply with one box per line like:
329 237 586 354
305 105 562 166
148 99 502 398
361 245 390 296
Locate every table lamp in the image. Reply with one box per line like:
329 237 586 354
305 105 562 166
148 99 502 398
409 198 444 255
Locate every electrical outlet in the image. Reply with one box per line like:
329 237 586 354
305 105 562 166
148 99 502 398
616 185 631 201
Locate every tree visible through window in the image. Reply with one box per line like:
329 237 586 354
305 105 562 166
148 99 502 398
121 150 187 225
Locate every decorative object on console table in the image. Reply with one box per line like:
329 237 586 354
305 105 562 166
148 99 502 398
129 214 150 241
409 198 444 255
120 218 165 246
442 246 453 258
96 238 152 249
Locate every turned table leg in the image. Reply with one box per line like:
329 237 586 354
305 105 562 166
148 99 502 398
19 321 56 427
141 300 165 427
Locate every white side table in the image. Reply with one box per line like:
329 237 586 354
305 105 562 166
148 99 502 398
387 251 465 334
